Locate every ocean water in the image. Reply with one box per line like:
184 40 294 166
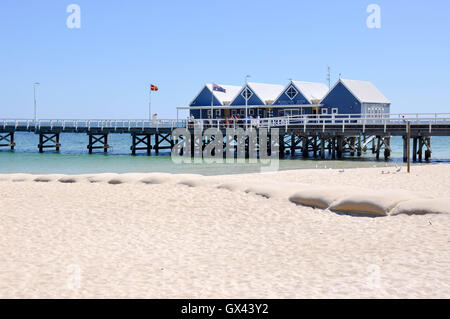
0 132 449 175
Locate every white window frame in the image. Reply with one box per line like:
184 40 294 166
285 85 298 100
321 108 328 114
285 109 300 117
231 109 237 116
241 87 253 100
215 110 221 117
332 108 338 114
207 110 212 117
249 109 254 116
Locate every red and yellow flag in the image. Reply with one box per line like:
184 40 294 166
150 84 158 91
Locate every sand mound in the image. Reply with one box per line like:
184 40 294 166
33 174 64 183
329 190 417 216
1 171 447 218
289 187 353 209
390 198 450 216
216 181 246 192
175 174 209 188
244 182 308 200
58 177 79 183
140 173 174 185
1 174 34 183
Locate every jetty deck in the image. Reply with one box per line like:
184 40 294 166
1 113 449 161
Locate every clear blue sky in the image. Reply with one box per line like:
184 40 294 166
0 0 449 119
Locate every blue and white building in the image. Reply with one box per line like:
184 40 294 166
181 78 391 119
320 79 390 117
229 82 284 118
188 84 242 119
272 80 329 116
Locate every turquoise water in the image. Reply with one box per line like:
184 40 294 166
0 132 449 175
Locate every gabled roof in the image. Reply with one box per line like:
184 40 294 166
190 84 242 106
236 82 284 105
275 80 329 104
291 81 329 103
206 84 242 105
326 79 390 104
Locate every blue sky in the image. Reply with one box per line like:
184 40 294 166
0 0 449 119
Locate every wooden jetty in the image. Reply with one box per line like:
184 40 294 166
1 113 449 162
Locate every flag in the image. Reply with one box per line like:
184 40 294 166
150 84 158 91
212 83 226 93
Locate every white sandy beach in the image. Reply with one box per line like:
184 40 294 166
1 164 450 298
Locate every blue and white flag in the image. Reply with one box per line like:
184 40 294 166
212 84 226 93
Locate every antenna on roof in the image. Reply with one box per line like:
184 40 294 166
326 66 331 88
339 73 342 80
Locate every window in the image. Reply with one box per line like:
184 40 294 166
240 109 245 116
241 88 253 100
207 110 212 117
321 108 328 114
284 109 300 117
249 109 254 116
285 85 298 100
215 110 221 117
332 108 338 114
231 110 237 116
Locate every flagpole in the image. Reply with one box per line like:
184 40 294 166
149 86 152 122
211 84 214 119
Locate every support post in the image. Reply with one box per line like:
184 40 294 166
87 134 109 154
407 122 411 173
331 138 336 160
154 134 159 154
313 136 318 157
320 137 325 159
424 137 431 161
290 134 295 156
302 137 309 157
357 135 362 157
402 136 408 163
279 134 285 158
375 136 381 160
418 137 423 162
0 132 15 150
384 137 391 160
130 134 151 156
336 136 343 159
38 133 61 153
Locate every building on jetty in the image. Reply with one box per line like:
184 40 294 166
183 79 389 120
321 79 390 117
228 82 284 118
189 84 241 119
272 80 329 116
